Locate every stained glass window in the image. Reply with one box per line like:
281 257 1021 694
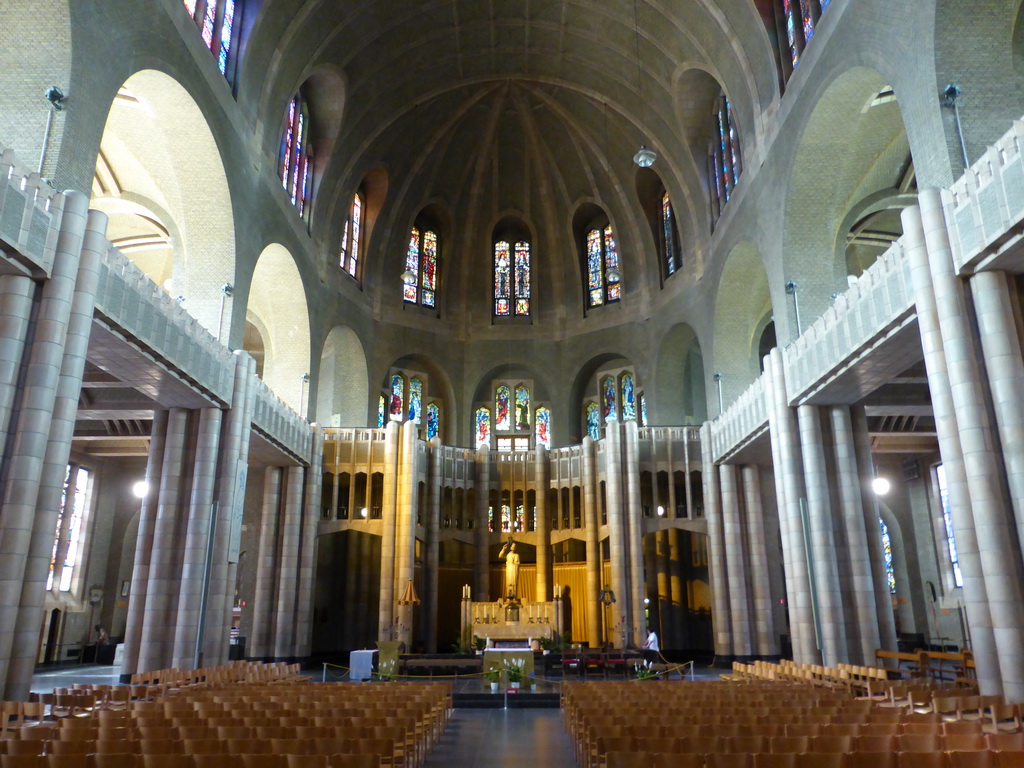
47 465 90 592
621 373 636 420
404 228 420 303
182 1 239 79
494 241 511 316
515 504 525 532
501 505 512 533
602 376 618 421
662 192 680 275
408 378 423 424
515 385 530 431
426 403 440 439
217 0 235 74
403 226 439 307
879 517 896 594
514 242 531 315
495 238 531 316
936 464 963 588
495 385 511 431
389 374 405 420
586 224 622 307
800 0 814 43
340 193 363 276
586 402 601 441
279 94 312 217
639 393 648 426
710 97 743 223
783 0 800 68
535 406 551 448
378 395 385 427
475 407 491 448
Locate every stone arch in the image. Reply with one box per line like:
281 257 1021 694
780 66 910 341
89 69 235 338
317 326 369 427
247 244 311 413
712 241 771 410
0 0 71 179
654 324 707 426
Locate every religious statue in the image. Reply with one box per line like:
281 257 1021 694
498 536 520 599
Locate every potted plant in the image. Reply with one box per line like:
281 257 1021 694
504 658 526 689
484 666 502 692
474 635 487 653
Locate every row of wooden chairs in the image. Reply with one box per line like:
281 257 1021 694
0 754 378 768
605 751 1023 768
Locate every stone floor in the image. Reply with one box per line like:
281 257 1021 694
421 708 576 768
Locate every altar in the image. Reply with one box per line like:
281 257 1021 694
462 597 557 646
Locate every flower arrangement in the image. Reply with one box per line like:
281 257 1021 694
503 658 526 684
634 659 655 680
377 657 398 681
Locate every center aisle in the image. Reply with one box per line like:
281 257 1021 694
425 709 577 768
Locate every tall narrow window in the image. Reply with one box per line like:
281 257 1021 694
494 239 531 316
662 192 681 276
779 0 830 73
48 465 91 592
709 96 742 223
879 517 896 594
426 403 441 440
586 402 601 441
279 94 312 217
602 376 618 421
639 393 648 426
340 193 363 276
389 374 405 420
475 408 491 449
495 385 512 432
403 226 439 307
515 385 531 431
621 373 636 420
586 224 622 307
408 378 423 424
535 407 551 448
378 395 385 427
936 464 963 588
182 1 239 79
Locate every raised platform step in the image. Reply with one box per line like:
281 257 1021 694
453 691 560 708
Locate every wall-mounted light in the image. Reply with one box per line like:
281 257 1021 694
132 481 149 499
872 477 891 496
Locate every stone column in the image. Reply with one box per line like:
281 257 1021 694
624 420 646 644
581 436 601 647
423 438 442 652
851 405 898 651
742 465 777 657
377 420 400 639
207 351 258 665
902 202 998 694
830 406 880 664
473 445 491 601
970 270 1024 559
171 407 223 669
137 408 191 673
603 421 629 643
700 422 731 658
251 467 283 659
534 445 550 603
7 210 105 698
120 410 169 677
0 275 36 466
764 349 816 663
797 405 848 667
273 466 305 658
0 191 88 697
719 463 751 657
394 420 418 645
919 189 1024 699
296 426 324 657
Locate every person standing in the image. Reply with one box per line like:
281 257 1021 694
642 629 659 664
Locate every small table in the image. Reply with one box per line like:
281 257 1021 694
349 649 377 681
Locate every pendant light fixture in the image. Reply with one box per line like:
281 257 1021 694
632 0 656 167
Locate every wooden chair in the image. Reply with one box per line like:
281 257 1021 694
988 732 1024 751
796 755 847 768
90 755 141 768
993 753 1024 768
181 740 224 755
269 740 310 756
856 735 896 752
3 743 47 757
192 755 242 768
706 754 753 768
989 703 1022 733
808 735 852 753
140 756 192 768
287 757 325 768
44 755 89 768
328 756 379 768
847 754 896 768
46 743 91 757
770 737 809 754
754 755 798 768
943 733 986 751
137 741 181 756
947 752 994 768
93 742 140 756
895 754 947 768
1 756 47 768
240 757 287 768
